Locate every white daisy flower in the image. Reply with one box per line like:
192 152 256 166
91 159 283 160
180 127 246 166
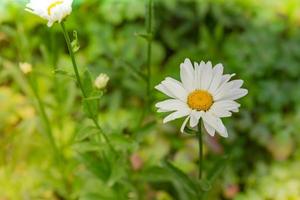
155 58 248 137
25 0 73 27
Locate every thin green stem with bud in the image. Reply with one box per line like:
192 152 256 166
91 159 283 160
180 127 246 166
60 22 115 153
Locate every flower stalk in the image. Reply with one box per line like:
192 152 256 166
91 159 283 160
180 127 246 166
27 72 71 196
60 22 115 152
27 75 64 168
146 0 153 109
197 120 203 179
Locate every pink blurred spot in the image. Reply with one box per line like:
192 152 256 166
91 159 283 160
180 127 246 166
224 184 239 199
130 153 144 171
206 135 224 154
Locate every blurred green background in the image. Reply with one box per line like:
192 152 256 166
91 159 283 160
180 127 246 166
1 0 300 199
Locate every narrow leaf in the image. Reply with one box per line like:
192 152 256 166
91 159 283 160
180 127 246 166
183 126 196 135
163 160 201 198
75 125 98 141
71 30 80 53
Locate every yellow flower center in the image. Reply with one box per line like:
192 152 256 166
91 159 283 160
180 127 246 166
187 90 213 111
47 0 64 15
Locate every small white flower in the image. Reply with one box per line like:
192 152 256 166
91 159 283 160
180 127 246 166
19 62 32 74
155 58 248 137
94 73 109 90
25 0 73 27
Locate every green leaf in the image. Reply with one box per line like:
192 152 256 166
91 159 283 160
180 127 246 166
82 98 98 119
82 70 94 96
121 60 146 81
199 156 229 199
82 70 99 118
79 152 111 181
109 134 138 152
83 94 103 101
75 126 99 141
162 160 201 199
107 154 127 186
53 69 75 79
183 126 196 135
73 141 103 153
197 179 212 191
134 120 157 140
134 32 152 41
80 178 125 200
136 165 198 200
137 166 172 182
207 155 229 184
71 30 80 53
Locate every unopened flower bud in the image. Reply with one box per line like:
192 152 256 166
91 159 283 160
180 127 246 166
19 62 32 74
94 73 109 89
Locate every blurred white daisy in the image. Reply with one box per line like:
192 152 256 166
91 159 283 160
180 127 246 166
25 0 73 27
155 58 248 137
19 62 32 74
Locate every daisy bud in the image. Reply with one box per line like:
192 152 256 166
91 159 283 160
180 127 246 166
19 62 32 74
25 0 73 27
94 73 109 90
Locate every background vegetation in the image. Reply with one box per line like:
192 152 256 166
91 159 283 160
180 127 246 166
1 0 300 199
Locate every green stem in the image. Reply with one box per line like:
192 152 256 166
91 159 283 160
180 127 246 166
28 75 72 197
61 22 85 96
28 76 60 161
197 120 203 179
146 0 153 109
60 22 115 152
50 30 63 129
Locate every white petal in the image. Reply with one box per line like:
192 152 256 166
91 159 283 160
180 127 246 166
155 99 189 112
213 80 245 101
157 108 168 112
220 73 235 85
217 88 248 101
232 80 244 89
193 62 199 88
210 107 232 118
202 111 228 137
221 127 228 137
209 100 240 117
203 121 215 136
180 58 195 92
194 61 205 89
162 77 188 102
200 61 213 90
155 84 176 99
163 109 191 123
208 63 223 94
215 100 240 110
189 110 203 127
232 108 239 112
180 116 190 133
156 77 188 102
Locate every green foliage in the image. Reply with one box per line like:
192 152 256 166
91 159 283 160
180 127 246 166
82 69 99 118
1 0 300 199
